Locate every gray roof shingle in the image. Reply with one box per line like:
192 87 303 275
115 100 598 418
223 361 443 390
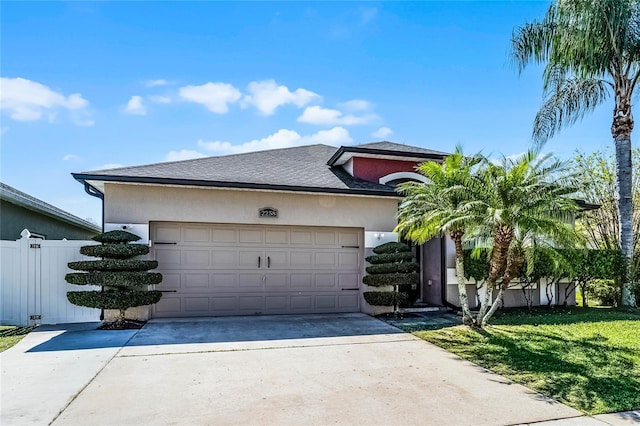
75 142 446 197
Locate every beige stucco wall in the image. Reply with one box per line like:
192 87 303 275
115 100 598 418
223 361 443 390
104 183 399 231
103 183 400 316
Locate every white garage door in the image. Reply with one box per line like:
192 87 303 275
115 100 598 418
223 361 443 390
150 222 362 317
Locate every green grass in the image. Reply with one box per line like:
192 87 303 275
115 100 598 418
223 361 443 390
411 308 640 415
0 326 35 352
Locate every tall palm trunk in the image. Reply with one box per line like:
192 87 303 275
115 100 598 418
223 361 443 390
451 231 473 324
612 82 637 306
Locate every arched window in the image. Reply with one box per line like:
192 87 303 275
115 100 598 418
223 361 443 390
379 172 429 186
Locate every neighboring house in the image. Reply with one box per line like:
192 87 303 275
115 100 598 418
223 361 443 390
72 141 574 318
0 182 101 240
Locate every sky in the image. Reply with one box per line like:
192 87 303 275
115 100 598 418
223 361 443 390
0 1 629 225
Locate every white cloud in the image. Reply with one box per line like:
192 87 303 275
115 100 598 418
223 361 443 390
144 79 170 87
95 163 126 170
297 106 378 126
165 149 207 162
179 82 242 114
242 80 319 115
149 95 171 104
340 99 372 112
125 96 147 115
0 77 92 125
198 126 352 155
358 7 378 26
371 126 393 139
62 154 81 161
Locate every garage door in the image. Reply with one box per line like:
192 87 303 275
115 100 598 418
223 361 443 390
150 222 362 317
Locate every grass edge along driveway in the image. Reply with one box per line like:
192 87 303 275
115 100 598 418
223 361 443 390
0 326 36 352
409 308 640 415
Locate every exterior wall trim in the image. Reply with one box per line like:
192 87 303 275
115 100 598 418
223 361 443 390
379 172 428 185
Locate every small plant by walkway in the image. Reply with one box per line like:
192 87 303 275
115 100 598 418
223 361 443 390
409 308 640 415
0 325 36 352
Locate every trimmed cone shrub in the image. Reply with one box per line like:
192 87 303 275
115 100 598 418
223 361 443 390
66 230 162 327
363 241 419 311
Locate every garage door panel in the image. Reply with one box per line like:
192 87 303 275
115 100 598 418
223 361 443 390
155 296 181 315
151 223 361 317
212 273 238 288
155 248 181 266
238 273 264 288
315 231 337 246
183 226 211 243
183 249 210 267
238 250 263 268
239 229 263 244
291 273 313 289
212 228 237 244
265 230 288 245
290 231 313 245
155 225 181 243
184 297 209 312
211 250 237 267
183 273 210 289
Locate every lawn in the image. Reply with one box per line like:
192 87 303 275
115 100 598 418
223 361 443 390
411 308 640 415
0 326 35 352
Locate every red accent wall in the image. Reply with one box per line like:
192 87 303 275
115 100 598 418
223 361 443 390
352 157 420 183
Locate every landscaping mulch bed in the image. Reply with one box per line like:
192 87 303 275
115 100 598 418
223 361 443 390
98 320 147 330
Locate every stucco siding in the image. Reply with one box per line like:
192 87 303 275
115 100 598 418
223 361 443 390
104 183 400 231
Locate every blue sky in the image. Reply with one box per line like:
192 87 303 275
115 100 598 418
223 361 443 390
0 1 626 224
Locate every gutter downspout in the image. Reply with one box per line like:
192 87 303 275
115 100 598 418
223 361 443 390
79 178 105 320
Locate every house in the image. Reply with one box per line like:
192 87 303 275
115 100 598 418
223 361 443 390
71 141 574 318
0 182 101 240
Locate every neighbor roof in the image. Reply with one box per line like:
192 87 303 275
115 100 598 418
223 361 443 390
73 142 448 197
0 182 101 232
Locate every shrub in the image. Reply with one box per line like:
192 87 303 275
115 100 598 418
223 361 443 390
363 242 419 310
80 244 149 259
66 230 162 327
363 291 408 306
586 279 620 306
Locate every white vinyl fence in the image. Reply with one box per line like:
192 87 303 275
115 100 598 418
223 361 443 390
1 230 100 326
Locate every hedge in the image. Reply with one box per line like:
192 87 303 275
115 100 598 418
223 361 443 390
363 291 409 306
65 271 163 287
92 230 141 244
67 290 162 310
80 244 150 259
366 262 419 275
363 272 419 287
372 242 411 254
365 252 414 264
68 259 159 272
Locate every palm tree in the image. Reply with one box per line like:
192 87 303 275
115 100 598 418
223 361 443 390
395 148 484 325
512 0 640 306
476 151 581 325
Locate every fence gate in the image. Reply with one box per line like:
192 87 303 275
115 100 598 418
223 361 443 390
0 230 100 326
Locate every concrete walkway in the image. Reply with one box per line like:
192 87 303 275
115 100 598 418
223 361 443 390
1 314 636 425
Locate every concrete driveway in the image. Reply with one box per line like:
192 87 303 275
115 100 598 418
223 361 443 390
1 313 597 425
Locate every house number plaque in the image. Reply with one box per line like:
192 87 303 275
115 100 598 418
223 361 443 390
259 207 278 218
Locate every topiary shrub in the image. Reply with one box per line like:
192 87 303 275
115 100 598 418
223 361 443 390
363 241 419 312
66 230 162 328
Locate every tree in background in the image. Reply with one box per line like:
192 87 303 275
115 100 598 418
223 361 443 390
512 0 640 306
66 230 162 328
362 242 419 315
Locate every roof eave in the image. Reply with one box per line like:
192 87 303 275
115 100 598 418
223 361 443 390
72 173 401 198
327 146 447 166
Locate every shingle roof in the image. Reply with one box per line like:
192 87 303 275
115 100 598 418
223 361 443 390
356 141 449 157
74 144 399 197
0 182 101 232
